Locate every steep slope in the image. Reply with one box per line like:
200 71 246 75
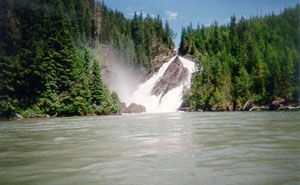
0 0 120 118
0 0 176 118
98 2 175 74
129 56 195 113
180 5 300 111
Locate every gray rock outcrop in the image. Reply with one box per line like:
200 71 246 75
151 56 189 98
121 103 146 113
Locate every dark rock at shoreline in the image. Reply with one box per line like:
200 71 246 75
121 103 146 113
151 56 188 98
121 103 127 112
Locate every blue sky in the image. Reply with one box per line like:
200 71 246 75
104 0 299 47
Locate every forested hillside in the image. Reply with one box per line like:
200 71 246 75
0 0 123 118
0 0 175 118
180 5 300 111
99 4 174 73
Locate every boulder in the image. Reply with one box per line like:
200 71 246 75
120 103 127 113
122 103 146 113
151 56 189 98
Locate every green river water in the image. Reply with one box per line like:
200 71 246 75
0 112 299 185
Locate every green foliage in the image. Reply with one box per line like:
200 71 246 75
181 5 300 110
99 3 175 73
1 0 172 118
0 0 121 118
0 98 18 118
89 60 120 114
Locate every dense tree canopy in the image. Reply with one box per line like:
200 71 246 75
0 0 174 118
180 5 300 110
2 0 296 116
0 0 120 118
99 4 175 73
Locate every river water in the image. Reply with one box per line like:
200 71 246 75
0 112 299 185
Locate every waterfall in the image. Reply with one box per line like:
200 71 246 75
129 56 195 113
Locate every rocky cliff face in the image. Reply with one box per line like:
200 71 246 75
151 56 189 98
101 45 174 83
100 44 176 103
100 44 184 113
150 52 175 75
121 103 146 113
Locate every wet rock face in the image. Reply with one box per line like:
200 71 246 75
151 55 172 74
121 103 146 113
151 57 189 97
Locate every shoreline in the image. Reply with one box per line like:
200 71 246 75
178 105 300 112
1 107 299 121
180 98 300 112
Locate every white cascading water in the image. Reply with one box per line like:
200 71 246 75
129 56 195 113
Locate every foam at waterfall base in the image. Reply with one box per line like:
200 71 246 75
129 56 195 113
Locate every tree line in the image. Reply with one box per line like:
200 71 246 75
0 0 175 118
99 3 174 73
180 4 300 111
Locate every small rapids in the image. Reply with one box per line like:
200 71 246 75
129 56 195 113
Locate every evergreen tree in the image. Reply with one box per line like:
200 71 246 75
0 0 122 117
181 4 300 110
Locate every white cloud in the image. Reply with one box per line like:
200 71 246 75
165 10 178 20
